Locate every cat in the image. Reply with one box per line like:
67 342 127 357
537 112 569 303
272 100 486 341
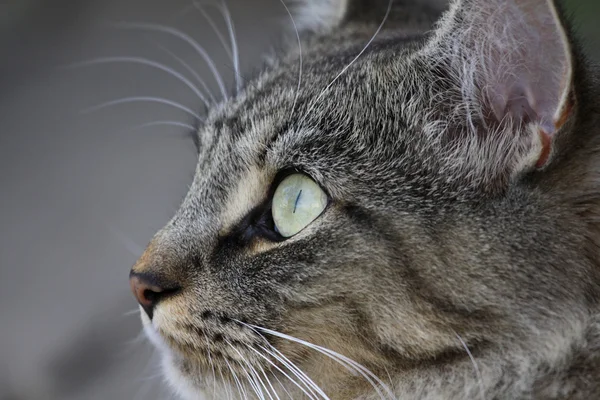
128 0 600 398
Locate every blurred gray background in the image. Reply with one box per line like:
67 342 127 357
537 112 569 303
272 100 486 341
0 1 598 399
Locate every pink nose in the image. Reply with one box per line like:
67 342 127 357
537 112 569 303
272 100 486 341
129 272 179 319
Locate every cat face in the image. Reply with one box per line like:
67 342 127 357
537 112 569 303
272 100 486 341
129 0 600 398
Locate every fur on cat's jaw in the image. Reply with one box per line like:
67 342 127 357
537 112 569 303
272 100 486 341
129 0 600 399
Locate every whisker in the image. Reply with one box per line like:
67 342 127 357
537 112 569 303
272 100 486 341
119 329 148 355
106 224 144 257
248 363 275 400
267 368 290 400
203 334 218 398
258 344 326 400
156 44 218 105
218 1 241 93
137 370 166 382
278 0 302 121
455 333 485 400
299 0 393 126
246 344 318 400
272 371 292 400
124 121 197 132
257 363 281 400
123 308 142 318
241 361 266 400
82 96 202 120
228 344 264 400
238 323 338 399
244 362 272 400
218 364 234 400
241 325 325 399
225 357 248 400
111 22 228 100
245 322 396 400
193 1 233 61
67 56 209 106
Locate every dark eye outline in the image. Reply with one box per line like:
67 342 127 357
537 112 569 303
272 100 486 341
233 168 330 245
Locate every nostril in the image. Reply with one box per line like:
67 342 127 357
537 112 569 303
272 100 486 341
129 272 180 319
141 287 180 307
142 288 159 305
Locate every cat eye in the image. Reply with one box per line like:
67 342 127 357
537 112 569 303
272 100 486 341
271 174 328 238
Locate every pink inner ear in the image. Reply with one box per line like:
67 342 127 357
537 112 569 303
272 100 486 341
490 82 538 126
490 77 573 169
491 77 566 136
454 0 574 134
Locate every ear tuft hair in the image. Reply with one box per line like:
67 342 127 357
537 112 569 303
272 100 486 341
420 0 575 188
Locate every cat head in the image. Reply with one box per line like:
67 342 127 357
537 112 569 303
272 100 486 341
129 0 600 398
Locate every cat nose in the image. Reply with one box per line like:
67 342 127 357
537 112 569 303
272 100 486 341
129 271 180 319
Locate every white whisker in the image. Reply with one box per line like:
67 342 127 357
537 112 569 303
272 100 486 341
106 224 144 257
242 323 323 398
250 362 277 400
120 329 148 351
111 22 229 100
67 56 209 106
257 362 281 400
246 344 318 400
235 361 262 400
156 44 217 105
137 370 166 382
218 364 233 400
241 325 325 399
268 368 291 400
218 1 241 93
241 361 266 400
244 322 396 400
123 308 142 317
231 340 278 400
227 341 266 400
243 361 273 400
203 334 218 398
278 0 302 121
456 333 485 400
82 96 202 120
225 357 249 400
124 121 197 132
300 0 393 126
258 344 326 400
193 1 233 61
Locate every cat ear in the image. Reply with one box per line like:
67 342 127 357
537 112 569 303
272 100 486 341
428 0 574 170
292 0 349 33
291 1 448 35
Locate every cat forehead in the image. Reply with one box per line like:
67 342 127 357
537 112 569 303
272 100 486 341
174 33 438 230
200 39 428 160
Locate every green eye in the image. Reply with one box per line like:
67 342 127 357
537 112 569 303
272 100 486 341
271 174 328 238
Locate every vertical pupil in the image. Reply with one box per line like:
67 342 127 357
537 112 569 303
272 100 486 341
293 189 303 214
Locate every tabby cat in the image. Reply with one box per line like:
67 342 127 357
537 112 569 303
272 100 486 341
128 0 600 398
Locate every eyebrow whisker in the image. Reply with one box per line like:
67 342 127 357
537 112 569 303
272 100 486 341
81 96 202 120
110 22 229 100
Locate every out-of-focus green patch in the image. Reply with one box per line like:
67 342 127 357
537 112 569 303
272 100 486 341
563 0 600 59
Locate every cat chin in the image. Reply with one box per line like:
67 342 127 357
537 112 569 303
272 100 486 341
140 313 226 399
161 354 233 400
161 357 204 400
139 312 197 398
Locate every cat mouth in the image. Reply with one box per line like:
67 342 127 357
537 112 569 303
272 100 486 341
141 309 283 385
138 302 399 400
